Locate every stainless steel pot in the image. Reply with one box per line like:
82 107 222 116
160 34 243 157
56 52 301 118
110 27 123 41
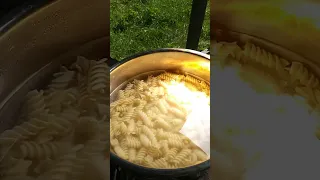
110 49 210 179
0 0 108 132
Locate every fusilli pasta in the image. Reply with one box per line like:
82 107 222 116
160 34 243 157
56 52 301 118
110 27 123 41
110 72 210 168
0 57 109 180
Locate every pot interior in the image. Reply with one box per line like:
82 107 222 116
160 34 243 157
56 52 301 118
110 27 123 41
0 0 108 132
0 37 108 132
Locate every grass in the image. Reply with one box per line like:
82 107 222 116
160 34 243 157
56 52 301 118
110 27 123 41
110 0 210 60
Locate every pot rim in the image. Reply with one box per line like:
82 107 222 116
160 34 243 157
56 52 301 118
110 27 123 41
0 0 53 34
110 48 210 176
110 48 210 71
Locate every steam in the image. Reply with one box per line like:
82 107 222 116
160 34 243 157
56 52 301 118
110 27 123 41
212 64 320 179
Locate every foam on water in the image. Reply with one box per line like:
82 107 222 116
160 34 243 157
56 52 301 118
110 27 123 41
212 64 320 179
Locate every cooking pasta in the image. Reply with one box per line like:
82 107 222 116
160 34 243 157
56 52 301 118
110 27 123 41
212 41 320 180
0 57 109 180
110 72 210 169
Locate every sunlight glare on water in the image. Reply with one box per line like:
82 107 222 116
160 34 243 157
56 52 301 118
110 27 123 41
165 80 210 156
211 64 320 180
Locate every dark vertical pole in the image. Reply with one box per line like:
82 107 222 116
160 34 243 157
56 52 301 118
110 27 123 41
108 57 119 67
186 0 208 50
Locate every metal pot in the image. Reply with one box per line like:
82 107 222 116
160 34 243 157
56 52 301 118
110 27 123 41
110 49 210 179
0 0 108 132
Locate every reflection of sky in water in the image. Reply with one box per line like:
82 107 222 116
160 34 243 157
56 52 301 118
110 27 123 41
211 64 320 180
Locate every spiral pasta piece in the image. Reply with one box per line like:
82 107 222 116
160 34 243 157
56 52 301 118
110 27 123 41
168 139 186 148
17 141 61 159
110 139 119 147
139 134 152 147
87 60 108 93
42 114 73 137
135 80 147 91
156 99 168 114
168 107 185 119
183 75 201 85
123 108 134 122
142 155 154 166
0 118 48 144
127 119 136 134
156 129 185 141
110 96 135 108
118 122 128 135
307 74 320 88
70 56 91 75
155 117 171 130
159 140 169 154
148 76 159 87
48 70 75 90
134 148 147 164
20 90 47 119
168 118 184 128
44 153 77 180
235 41 320 90
157 72 182 82
243 42 291 73
140 126 157 145
166 148 178 161
172 149 192 164
137 111 153 127
219 41 320 90
114 145 128 160
44 90 79 114
149 158 168 168
78 77 89 99
212 41 242 64
128 148 137 161
286 62 308 82
125 136 141 148
148 146 162 158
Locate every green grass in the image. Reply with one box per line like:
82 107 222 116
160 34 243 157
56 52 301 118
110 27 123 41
110 0 210 60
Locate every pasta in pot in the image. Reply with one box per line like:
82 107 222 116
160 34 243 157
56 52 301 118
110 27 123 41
0 57 109 180
110 72 210 169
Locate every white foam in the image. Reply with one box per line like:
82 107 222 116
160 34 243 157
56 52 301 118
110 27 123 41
212 65 320 179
